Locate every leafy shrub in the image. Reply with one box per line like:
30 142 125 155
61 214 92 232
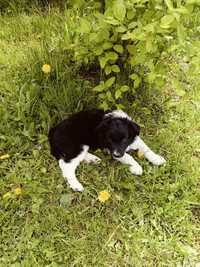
63 0 200 110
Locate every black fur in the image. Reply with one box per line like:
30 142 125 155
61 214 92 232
48 109 140 162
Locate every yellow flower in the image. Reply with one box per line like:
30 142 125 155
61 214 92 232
42 64 51 74
14 187 22 196
137 150 144 159
0 154 10 160
98 190 110 203
3 192 12 199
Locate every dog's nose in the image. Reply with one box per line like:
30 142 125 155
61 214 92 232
113 151 123 158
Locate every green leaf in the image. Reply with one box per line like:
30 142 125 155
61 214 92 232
94 47 104 56
105 65 112 75
115 85 129 99
130 73 141 88
127 45 135 55
93 82 105 92
164 0 174 10
104 16 120 25
99 101 109 111
115 89 122 99
177 24 186 41
130 73 138 80
105 77 116 88
121 32 134 40
160 15 175 28
106 51 118 61
103 42 113 50
99 56 107 69
127 9 136 20
110 32 118 42
98 29 110 41
89 32 98 42
115 26 127 32
144 23 155 33
113 0 126 21
128 21 137 29
79 18 91 33
99 93 106 99
146 37 154 52
130 57 136 66
120 85 129 92
186 0 200 4
113 44 124 53
116 103 125 110
134 79 141 88
106 91 113 101
176 6 190 14
112 65 120 73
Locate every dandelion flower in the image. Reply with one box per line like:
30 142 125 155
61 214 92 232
42 64 51 74
137 150 144 159
98 190 110 203
14 187 22 196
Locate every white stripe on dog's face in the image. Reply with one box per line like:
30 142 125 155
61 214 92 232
105 110 132 121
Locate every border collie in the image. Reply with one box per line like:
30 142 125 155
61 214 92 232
49 109 166 192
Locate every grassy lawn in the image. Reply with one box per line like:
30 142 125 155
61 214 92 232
0 6 200 267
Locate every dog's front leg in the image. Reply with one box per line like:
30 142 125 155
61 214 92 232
58 145 89 192
114 153 143 175
59 159 84 192
128 136 166 166
84 152 101 163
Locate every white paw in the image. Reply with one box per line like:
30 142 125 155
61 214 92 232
130 164 143 175
69 180 84 192
146 151 166 166
84 153 101 164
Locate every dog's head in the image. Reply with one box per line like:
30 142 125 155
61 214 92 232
96 117 140 158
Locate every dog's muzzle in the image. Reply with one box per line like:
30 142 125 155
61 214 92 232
112 151 124 158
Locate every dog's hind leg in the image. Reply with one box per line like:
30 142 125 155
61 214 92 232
127 136 166 166
84 152 101 163
114 153 143 175
58 145 89 192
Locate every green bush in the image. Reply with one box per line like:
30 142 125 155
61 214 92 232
63 0 200 110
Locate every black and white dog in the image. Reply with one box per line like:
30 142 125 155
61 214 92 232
49 109 166 192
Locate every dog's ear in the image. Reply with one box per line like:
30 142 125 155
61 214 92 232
128 121 140 137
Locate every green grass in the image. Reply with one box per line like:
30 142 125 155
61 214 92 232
0 6 200 267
